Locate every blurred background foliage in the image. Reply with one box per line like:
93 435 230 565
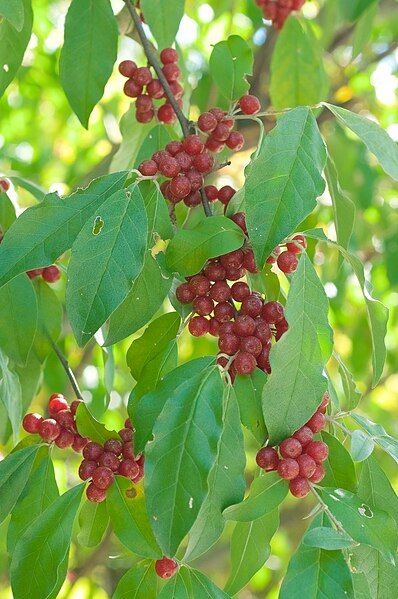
1 0 398 597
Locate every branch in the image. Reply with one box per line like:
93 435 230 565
48 336 84 400
122 0 213 217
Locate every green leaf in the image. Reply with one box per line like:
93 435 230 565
106 252 172 345
0 273 38 365
245 107 326 268
351 545 398 599
0 0 32 97
8 450 59 553
107 476 161 558
318 487 397 564
0 349 22 441
351 413 398 465
324 103 398 181
0 192 16 232
280 514 354 598
135 124 177 171
303 527 355 550
66 185 147 345
76 403 118 444
145 366 224 556
165 215 245 277
234 369 267 443
32 280 63 363
110 108 155 172
262 254 333 445
140 180 173 243
185 386 246 561
128 339 178 405
224 472 288 522
126 312 180 380
132 357 214 454
325 157 355 252
270 17 328 109
78 500 109 548
10 484 84 599
188 568 231 598
141 0 185 49
60 0 118 127
337 0 378 21
358 456 398 525
8 175 46 202
225 510 279 596
209 35 253 101
0 444 40 524
352 3 378 59
320 430 357 491
0 171 128 288
113 561 158 599
0 0 24 31
158 567 230 599
351 430 375 462
334 352 361 410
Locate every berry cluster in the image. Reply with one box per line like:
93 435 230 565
267 234 307 275
119 48 183 124
255 0 305 29
0 178 10 193
27 265 61 283
22 394 143 503
256 393 330 498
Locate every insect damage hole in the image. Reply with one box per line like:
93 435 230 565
358 503 373 518
92 216 104 235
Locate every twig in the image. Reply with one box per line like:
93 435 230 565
48 336 83 400
310 485 345 533
122 0 213 217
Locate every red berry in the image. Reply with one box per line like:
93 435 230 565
0 178 10 192
306 411 326 433
212 122 233 142
92 466 114 490
226 131 244 151
70 400 82 416
242 250 257 272
225 265 245 281
205 138 225 153
240 335 262 357
279 437 303 459
122 442 135 460
133 66 152 86
275 318 289 340
308 463 326 483
203 261 226 281
104 438 123 455
39 418 61 442
254 319 272 345
55 428 75 448
123 79 143 98
239 94 261 115
147 79 164 99
42 265 61 283
118 60 137 77
209 281 231 303
136 109 154 124
72 434 88 452
319 392 330 413
48 393 68 415
119 428 133 442
157 103 176 124
160 47 179 64
277 251 298 274
256 446 279 471
204 185 218 202
193 152 214 173
83 441 103 461
218 333 240 355
293 426 313 447
158 156 180 178
234 351 257 375
209 107 226 121
218 185 235 206
176 282 195 304
162 63 181 82
289 477 311 498
55 409 76 431
233 315 256 337
287 234 307 254
306 441 329 463
166 141 183 156
138 159 158 177
152 150 171 165
261 301 285 324
183 135 204 156
136 94 153 112
125 418 133 429
219 321 234 336
193 296 214 316
174 150 192 170
189 274 211 296
278 458 300 480
230 212 247 234
27 268 43 279
22 413 42 434
168 175 191 199
99 451 120 472
169 80 184 98
198 112 218 133
209 317 220 336
241 294 263 318
86 483 107 503
257 346 271 373
118 459 140 479
183 193 201 209
213 301 235 322
185 169 203 192
155 557 179 579
220 249 244 270
188 316 210 336
231 282 250 302
79 460 98 480
296 454 317 478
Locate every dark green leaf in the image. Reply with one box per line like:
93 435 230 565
126 312 180 380
110 108 155 172
0 273 38 365
337 0 378 21
324 103 398 181
132 357 215 454
351 430 375 462
128 340 178 405
351 413 398 465
262 254 333 444
113 561 158 599
78 500 109 548
10 484 84 599
60 0 118 127
225 510 279 596
158 567 230 599
106 252 172 346
0 0 24 31
270 18 328 109
165 216 245 277
107 476 161 558
8 450 59 553
140 180 173 243
224 472 288 522
245 107 326 267
325 157 355 252
76 403 118 444
0 349 22 441
0 0 32 97
351 545 398 599
66 185 147 345
358 456 398 525
209 35 253 101
185 386 246 561
145 367 224 555
32 280 63 363
320 431 357 491
303 527 355 550
234 369 267 443
0 192 16 232
141 0 184 49
0 444 40 524
0 171 128 288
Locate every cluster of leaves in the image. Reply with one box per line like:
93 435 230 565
1 0 398 598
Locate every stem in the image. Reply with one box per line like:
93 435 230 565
310 485 345 533
123 0 213 217
49 336 83 400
